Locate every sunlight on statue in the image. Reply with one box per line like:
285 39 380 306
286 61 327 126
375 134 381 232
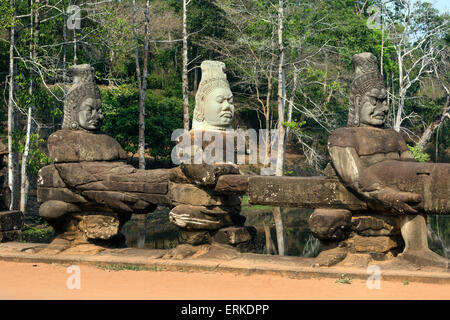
192 61 234 131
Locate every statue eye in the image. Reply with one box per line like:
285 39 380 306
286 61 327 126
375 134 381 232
369 97 377 105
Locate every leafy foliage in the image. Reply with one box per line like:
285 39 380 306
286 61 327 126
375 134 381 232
0 0 13 30
101 85 185 159
408 144 431 162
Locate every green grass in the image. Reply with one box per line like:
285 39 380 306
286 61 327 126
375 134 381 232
241 195 272 212
21 226 54 243
96 264 158 272
335 274 352 284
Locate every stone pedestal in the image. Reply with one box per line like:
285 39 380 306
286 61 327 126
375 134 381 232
168 163 256 252
309 210 403 263
345 214 403 258
38 130 171 248
0 210 24 242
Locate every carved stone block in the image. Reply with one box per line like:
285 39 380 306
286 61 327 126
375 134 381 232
213 226 256 245
309 209 352 241
0 210 24 231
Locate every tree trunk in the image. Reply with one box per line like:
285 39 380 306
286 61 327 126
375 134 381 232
287 67 299 139
272 206 285 256
136 214 147 249
182 0 190 130
62 0 67 124
132 0 151 248
276 0 286 177
193 59 199 92
8 0 17 211
263 221 277 254
263 64 274 166
380 4 384 76
20 0 40 214
273 0 286 256
132 0 150 171
139 0 150 171
108 49 115 87
394 50 404 132
20 106 32 214
73 29 77 65
417 96 449 150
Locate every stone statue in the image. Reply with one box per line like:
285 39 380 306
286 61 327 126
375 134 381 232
192 61 234 131
166 60 256 254
62 65 103 131
320 52 449 268
330 53 418 213
38 64 171 251
38 63 254 255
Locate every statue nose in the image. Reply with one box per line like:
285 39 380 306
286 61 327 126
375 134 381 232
92 109 102 121
377 101 388 112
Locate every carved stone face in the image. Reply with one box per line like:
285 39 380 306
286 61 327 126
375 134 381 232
203 87 234 129
77 97 103 130
358 88 388 127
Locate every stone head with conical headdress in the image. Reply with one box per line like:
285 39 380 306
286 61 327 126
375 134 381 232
192 60 234 131
62 64 103 131
348 53 388 128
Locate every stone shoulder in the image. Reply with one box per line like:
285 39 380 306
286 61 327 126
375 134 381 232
48 129 127 163
328 127 409 156
327 127 358 149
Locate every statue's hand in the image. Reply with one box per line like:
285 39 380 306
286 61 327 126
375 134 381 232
364 187 422 214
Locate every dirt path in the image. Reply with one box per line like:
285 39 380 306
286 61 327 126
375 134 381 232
0 261 448 300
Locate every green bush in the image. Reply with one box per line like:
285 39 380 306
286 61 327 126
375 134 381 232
21 226 54 243
408 145 431 162
101 85 184 159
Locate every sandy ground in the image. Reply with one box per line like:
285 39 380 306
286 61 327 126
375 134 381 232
0 260 448 300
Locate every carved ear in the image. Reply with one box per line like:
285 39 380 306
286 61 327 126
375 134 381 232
355 96 361 108
353 95 361 126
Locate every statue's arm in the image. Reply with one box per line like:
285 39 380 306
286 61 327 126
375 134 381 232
400 150 416 161
397 132 416 161
328 146 364 191
328 146 421 214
